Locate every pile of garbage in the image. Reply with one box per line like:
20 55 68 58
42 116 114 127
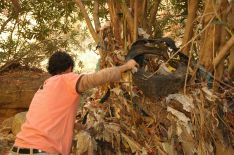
71 38 234 154
72 83 234 154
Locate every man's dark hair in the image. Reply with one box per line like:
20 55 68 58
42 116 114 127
47 51 74 76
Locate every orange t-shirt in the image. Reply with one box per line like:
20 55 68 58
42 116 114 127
15 72 80 155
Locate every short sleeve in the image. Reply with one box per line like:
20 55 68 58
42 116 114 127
62 72 80 94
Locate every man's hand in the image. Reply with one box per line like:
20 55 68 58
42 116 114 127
125 59 138 70
119 59 138 73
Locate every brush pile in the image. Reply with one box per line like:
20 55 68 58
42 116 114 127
72 80 234 155
71 39 234 154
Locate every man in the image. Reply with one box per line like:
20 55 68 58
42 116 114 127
10 51 137 155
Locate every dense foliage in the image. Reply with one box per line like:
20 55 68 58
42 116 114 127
0 0 190 68
0 0 86 67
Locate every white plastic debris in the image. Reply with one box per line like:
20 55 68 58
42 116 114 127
201 87 217 101
138 28 150 39
167 107 190 124
166 94 194 112
167 106 191 134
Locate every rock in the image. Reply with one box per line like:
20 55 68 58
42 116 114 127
12 112 27 135
0 71 49 109
0 70 49 124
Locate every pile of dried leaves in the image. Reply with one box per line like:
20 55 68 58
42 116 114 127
72 29 234 154
72 79 234 155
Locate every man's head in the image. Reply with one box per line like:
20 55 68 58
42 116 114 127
47 51 74 76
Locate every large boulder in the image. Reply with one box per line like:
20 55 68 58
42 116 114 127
0 69 49 123
0 70 49 109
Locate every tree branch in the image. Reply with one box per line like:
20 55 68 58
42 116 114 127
0 16 13 33
75 0 99 44
1 0 21 33
11 0 21 15
213 35 234 68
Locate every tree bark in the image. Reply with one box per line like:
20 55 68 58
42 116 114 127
133 0 138 41
75 0 99 44
181 0 199 55
199 0 221 69
107 0 122 46
147 0 161 35
229 47 234 80
141 0 147 28
213 35 234 68
227 6 234 80
142 0 148 30
213 0 230 89
121 1 134 42
93 0 101 31
11 0 21 14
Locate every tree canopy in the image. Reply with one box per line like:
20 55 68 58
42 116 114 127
1 0 234 81
0 0 87 67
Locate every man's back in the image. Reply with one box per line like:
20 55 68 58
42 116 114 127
15 73 80 155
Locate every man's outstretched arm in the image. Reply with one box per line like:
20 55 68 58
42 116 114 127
76 59 137 93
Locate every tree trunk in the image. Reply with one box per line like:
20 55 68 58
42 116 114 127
229 47 234 80
142 0 148 30
107 0 122 46
199 0 222 70
147 0 161 35
93 0 101 31
121 1 134 42
213 0 230 89
181 0 199 55
227 6 234 80
133 0 138 41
